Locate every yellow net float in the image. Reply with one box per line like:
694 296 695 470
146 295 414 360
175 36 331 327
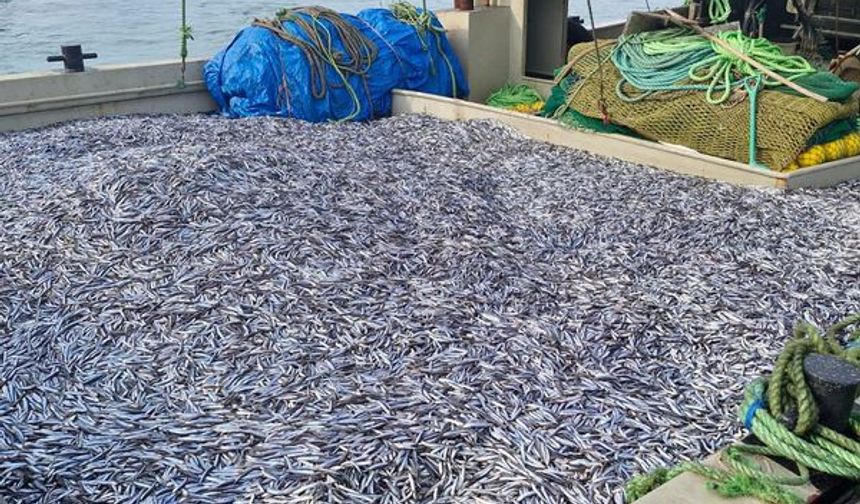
844 132 860 157
511 101 546 115
788 131 860 170
797 145 827 167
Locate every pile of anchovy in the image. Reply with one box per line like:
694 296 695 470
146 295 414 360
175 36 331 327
1 114 858 503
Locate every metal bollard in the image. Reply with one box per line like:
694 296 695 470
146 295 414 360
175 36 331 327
804 353 860 434
47 45 98 72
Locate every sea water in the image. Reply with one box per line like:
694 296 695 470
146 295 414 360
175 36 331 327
0 0 671 74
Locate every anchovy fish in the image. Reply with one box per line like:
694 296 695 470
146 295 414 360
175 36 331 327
0 113 858 503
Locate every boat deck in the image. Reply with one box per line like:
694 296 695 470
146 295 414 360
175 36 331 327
1 113 858 503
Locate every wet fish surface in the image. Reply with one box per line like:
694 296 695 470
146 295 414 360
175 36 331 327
0 114 858 503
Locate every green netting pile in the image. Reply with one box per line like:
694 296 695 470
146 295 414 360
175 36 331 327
547 31 860 170
542 75 639 137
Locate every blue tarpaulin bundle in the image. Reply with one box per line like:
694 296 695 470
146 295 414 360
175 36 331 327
358 8 469 99
204 6 469 122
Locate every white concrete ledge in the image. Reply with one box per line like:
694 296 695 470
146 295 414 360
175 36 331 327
0 59 216 132
0 82 206 116
634 450 817 504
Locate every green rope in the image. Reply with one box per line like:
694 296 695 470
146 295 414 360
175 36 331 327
611 28 719 103
625 314 860 504
391 1 437 36
254 7 378 122
390 2 458 98
486 84 543 109
683 0 732 24
179 0 193 87
709 0 732 24
612 28 817 105
544 74 640 136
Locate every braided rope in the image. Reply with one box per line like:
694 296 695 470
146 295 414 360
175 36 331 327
626 314 860 504
253 7 378 122
612 29 816 105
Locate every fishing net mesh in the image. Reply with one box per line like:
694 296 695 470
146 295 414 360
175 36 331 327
565 42 859 170
543 75 639 136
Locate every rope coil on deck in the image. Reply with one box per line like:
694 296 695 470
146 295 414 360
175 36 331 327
626 314 860 504
611 28 816 105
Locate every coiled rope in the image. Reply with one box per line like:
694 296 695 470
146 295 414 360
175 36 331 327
390 1 458 98
253 7 378 122
486 83 545 114
683 0 732 24
612 28 816 105
627 314 860 504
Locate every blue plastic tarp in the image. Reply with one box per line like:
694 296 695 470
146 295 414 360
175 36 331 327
204 8 469 122
357 8 469 99
204 12 402 121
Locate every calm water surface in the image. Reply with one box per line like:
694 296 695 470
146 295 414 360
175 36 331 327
0 0 672 74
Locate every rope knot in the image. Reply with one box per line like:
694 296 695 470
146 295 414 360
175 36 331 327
598 99 610 125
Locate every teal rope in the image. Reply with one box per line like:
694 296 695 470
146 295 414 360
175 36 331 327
611 29 817 105
744 75 764 168
611 28 744 104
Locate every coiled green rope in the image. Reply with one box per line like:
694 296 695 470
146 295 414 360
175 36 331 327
611 28 717 103
626 314 860 504
683 0 732 24
612 28 816 105
486 84 543 109
709 0 732 24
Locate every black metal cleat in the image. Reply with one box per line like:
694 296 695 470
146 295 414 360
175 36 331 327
804 353 860 434
47 45 98 72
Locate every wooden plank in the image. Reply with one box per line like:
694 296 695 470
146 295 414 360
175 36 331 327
391 90 785 188
783 157 860 190
635 452 817 504
391 90 858 189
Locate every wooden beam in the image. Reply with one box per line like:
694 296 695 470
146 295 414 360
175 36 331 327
390 89 860 190
634 451 819 504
